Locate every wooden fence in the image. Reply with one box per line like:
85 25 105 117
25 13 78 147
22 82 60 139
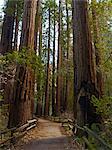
0 119 37 149
61 118 112 150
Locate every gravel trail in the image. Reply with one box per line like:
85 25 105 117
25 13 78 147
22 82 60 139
22 118 74 150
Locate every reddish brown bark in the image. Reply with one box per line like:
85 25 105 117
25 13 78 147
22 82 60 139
72 0 99 127
0 0 15 54
35 0 43 116
38 19 42 57
35 19 42 116
56 0 62 115
64 0 70 112
44 8 51 116
14 6 19 51
8 0 37 128
1 1 16 106
34 0 41 52
52 0 56 116
92 0 104 97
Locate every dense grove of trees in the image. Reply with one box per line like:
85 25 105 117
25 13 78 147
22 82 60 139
0 0 112 148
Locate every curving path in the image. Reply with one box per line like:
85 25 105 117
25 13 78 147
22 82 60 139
22 118 75 150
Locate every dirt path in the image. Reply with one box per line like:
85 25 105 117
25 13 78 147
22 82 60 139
32 118 66 139
21 118 75 150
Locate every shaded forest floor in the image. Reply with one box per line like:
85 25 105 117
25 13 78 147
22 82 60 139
11 118 81 150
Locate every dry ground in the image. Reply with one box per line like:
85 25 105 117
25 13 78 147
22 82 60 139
11 118 81 150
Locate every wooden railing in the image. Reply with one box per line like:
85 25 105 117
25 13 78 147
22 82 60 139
0 119 37 149
61 118 74 130
74 124 112 150
60 118 112 150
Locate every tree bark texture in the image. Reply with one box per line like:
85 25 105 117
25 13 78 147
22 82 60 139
44 8 51 116
64 0 70 112
1 1 16 105
35 22 42 116
34 0 41 52
14 4 19 51
91 0 104 97
72 0 99 127
52 0 56 116
56 0 62 115
8 0 37 128
35 0 43 116
0 0 15 54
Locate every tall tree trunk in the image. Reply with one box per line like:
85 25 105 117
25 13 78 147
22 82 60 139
34 0 41 52
44 8 51 116
0 0 15 54
60 6 65 113
14 4 19 51
64 0 70 112
91 0 104 97
1 1 16 105
52 0 56 116
72 0 99 129
35 0 43 116
39 20 42 57
36 17 42 116
8 0 37 128
56 0 62 115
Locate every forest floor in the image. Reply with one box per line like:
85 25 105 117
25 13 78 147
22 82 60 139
11 118 81 150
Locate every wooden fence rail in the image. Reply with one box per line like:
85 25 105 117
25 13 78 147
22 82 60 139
61 119 112 150
74 124 112 150
0 119 37 148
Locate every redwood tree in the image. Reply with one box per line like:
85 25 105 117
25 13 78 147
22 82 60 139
72 0 100 127
35 0 43 116
1 0 16 105
44 8 51 116
52 0 56 116
64 0 70 111
13 0 23 50
8 0 37 127
56 0 62 115
34 0 41 52
0 0 15 54
91 0 104 97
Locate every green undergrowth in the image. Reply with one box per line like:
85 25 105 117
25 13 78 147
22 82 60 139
75 96 112 149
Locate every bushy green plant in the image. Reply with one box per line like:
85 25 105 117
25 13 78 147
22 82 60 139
0 49 45 102
89 96 112 148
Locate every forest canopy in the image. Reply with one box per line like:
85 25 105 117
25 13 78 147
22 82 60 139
0 0 112 149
